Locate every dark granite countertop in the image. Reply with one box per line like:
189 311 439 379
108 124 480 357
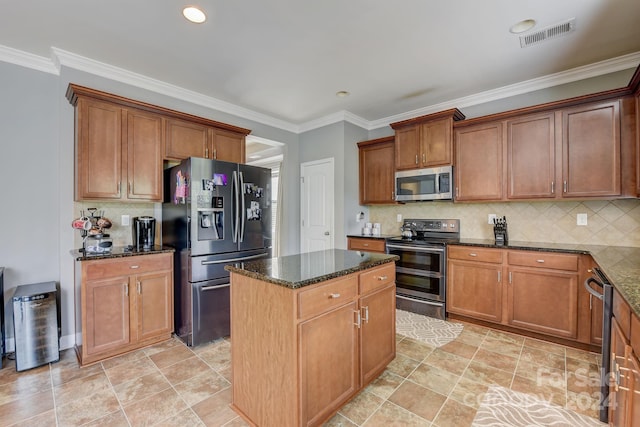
225 249 399 289
71 246 175 261
450 240 640 318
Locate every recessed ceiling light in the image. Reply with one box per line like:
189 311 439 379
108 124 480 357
336 91 350 97
510 19 536 34
183 6 206 24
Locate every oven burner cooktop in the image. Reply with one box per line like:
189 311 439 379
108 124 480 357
387 218 460 246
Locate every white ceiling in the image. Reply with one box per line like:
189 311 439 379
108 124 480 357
1 0 640 132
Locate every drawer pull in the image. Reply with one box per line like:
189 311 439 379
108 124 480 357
469 253 477 257
536 259 545 263
130 265 140 269
354 310 361 328
362 306 369 323
376 275 388 281
363 243 369 247
329 293 341 299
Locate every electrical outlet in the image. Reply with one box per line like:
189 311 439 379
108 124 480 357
488 214 497 225
577 213 588 226
396 214 403 222
121 214 130 226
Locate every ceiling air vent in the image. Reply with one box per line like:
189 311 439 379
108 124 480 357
520 18 576 48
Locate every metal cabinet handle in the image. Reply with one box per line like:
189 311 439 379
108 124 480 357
415 154 418 164
362 306 369 323
422 153 426 163
497 271 501 283
469 253 477 257
205 147 209 158
124 283 129 296
117 182 121 195
128 182 132 194
354 310 361 328
130 265 139 269
563 180 567 193
536 259 545 263
551 181 555 194
329 293 341 299
508 271 513 284
363 243 369 247
213 148 217 159
376 275 388 281
137 280 141 294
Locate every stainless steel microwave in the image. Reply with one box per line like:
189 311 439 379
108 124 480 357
395 165 453 201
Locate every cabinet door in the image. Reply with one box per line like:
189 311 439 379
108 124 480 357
629 352 640 427
76 98 122 200
300 302 359 427
164 118 208 160
360 284 395 385
85 276 131 356
591 291 604 345
454 122 504 201
562 101 620 197
395 125 420 170
211 128 245 163
126 108 163 201
422 118 452 167
507 113 555 199
507 267 578 339
359 139 395 204
447 260 503 323
135 270 173 342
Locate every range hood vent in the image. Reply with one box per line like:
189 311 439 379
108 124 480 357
520 18 576 48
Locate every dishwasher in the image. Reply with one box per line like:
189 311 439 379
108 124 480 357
584 268 613 423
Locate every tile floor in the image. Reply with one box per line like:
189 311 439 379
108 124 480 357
0 320 603 426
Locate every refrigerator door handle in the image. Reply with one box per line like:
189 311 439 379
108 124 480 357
239 171 246 242
232 170 239 243
201 253 268 265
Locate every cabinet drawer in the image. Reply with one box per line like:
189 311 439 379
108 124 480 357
613 289 631 338
359 262 395 295
84 253 172 280
298 275 358 320
448 246 503 263
508 251 578 271
348 237 386 253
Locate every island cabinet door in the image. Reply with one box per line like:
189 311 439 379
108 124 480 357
299 301 359 427
360 283 396 385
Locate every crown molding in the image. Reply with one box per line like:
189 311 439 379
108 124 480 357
2 44 638 134
371 51 640 129
0 44 59 74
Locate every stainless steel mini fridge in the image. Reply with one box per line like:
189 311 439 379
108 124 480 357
12 281 60 371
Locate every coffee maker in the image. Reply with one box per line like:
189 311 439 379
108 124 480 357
132 216 156 251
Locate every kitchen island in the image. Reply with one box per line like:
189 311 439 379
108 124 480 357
225 249 398 427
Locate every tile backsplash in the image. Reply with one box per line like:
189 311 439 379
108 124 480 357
73 201 157 248
369 199 640 248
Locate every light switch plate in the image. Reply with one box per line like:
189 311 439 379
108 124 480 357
396 214 402 222
577 213 588 226
121 214 130 226
488 214 497 225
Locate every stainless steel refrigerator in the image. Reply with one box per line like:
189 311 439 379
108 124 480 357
162 157 272 346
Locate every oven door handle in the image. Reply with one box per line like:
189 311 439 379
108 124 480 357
584 277 604 301
386 244 445 253
396 294 444 307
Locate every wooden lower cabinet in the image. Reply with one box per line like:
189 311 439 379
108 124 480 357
447 245 597 346
347 236 386 253
75 252 174 366
230 262 396 427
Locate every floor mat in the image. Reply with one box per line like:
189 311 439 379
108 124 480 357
395 309 464 347
472 385 605 426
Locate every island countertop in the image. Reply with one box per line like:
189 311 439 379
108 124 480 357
225 249 399 289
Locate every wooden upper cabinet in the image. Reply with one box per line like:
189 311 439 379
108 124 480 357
391 109 464 170
358 136 396 204
164 118 208 160
210 128 245 163
76 98 123 200
454 121 504 201
126 108 163 201
164 120 246 163
562 100 621 198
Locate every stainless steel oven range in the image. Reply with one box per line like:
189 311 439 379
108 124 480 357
386 219 460 320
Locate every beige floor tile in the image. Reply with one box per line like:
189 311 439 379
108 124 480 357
462 361 514 388
486 329 526 346
53 371 111 406
566 390 602 419
363 401 431 426
173 371 231 406
10 409 57 427
364 369 405 400
143 337 186 356
514 362 566 388
157 408 206 426
424 348 471 376
523 337 567 356
511 374 567 408
113 371 172 406
105 356 159 386
396 338 434 362
50 360 104 387
100 348 147 370
56 388 120 427
448 376 490 409
0 368 51 405
472 348 518 374
388 380 447 421
432 398 477 427
324 412 358 426
438 339 479 359
191 388 238 426
83 409 130 427
566 347 600 365
0 360 50 387
122 387 188 427
0 389 53 426
519 346 566 371
479 335 523 359
454 329 486 347
386 353 421 378
338 389 384 425
149 344 196 369
408 363 460 396
161 355 212 385
197 342 232 371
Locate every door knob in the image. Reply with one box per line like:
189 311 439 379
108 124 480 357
324 231 330 235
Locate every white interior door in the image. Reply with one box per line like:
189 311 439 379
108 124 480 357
300 158 334 253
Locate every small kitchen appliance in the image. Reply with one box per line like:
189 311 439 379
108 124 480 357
133 216 156 250
493 216 508 246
